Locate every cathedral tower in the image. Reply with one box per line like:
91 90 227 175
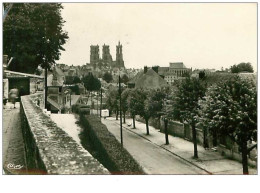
90 45 100 65
116 41 125 68
102 44 113 65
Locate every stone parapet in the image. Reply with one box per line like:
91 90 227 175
20 93 109 174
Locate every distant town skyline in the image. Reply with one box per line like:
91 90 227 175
57 3 257 71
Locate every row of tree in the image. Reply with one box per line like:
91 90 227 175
106 75 257 174
106 87 168 135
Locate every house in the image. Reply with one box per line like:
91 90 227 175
129 67 168 89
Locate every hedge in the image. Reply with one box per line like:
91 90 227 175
78 115 145 175
72 104 90 115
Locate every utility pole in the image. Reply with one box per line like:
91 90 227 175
97 90 99 116
119 75 123 146
100 88 102 117
44 67 48 109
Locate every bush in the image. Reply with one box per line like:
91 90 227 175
72 104 90 114
78 115 145 175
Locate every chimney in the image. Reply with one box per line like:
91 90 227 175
152 66 159 73
144 66 148 74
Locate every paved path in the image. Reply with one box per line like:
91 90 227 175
102 118 207 174
3 102 27 174
50 114 81 145
103 117 257 175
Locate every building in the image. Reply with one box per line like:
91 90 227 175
158 62 192 85
128 67 168 89
89 41 125 69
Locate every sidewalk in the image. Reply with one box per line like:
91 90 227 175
106 117 257 175
3 102 27 174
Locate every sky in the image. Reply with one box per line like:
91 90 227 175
57 3 257 71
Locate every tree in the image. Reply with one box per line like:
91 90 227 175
231 63 254 73
82 73 101 108
147 88 167 130
82 73 101 92
128 88 150 135
121 74 129 84
140 90 152 135
3 3 68 74
73 76 81 84
106 88 119 119
121 88 131 123
103 72 113 83
127 88 143 129
199 71 206 80
171 77 206 158
198 76 257 174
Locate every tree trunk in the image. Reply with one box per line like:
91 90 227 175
158 116 161 131
133 115 135 129
164 119 169 145
192 124 198 158
213 129 217 147
123 112 126 123
241 141 249 175
116 110 118 120
145 118 149 135
203 127 209 149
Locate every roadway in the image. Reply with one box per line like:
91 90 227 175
102 118 207 174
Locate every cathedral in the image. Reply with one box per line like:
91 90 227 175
90 42 125 69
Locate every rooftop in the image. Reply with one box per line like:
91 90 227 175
135 69 168 89
169 62 187 69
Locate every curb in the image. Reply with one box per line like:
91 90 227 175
107 118 212 175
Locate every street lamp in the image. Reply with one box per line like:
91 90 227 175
119 75 123 146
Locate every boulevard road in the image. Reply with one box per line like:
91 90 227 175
102 119 208 174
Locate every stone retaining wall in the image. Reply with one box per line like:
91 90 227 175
20 93 109 174
159 118 257 167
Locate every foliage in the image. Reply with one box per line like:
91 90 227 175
79 115 145 174
128 88 151 134
171 77 207 158
197 76 257 173
128 88 146 119
121 74 129 84
138 90 150 120
103 72 113 83
199 71 206 79
198 76 257 144
82 73 101 91
147 88 166 119
4 3 68 73
64 76 80 85
204 73 235 87
72 104 90 114
73 76 81 84
171 77 206 125
106 87 119 116
70 85 80 95
230 62 254 73
121 88 131 121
